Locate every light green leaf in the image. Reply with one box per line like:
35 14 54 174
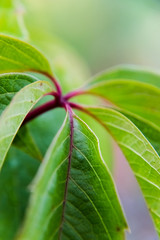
0 35 52 74
85 107 160 237
119 110 160 156
84 66 160 129
86 65 160 88
0 80 53 170
17 113 127 240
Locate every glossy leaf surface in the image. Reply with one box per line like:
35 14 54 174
85 107 160 237
17 113 127 240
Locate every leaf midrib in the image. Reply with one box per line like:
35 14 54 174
0 55 27 68
58 110 74 240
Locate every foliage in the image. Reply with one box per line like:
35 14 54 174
0 3 160 240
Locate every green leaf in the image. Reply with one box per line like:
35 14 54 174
17 113 127 240
0 147 40 240
86 65 160 88
0 80 53 170
0 35 52 74
84 66 160 129
13 125 42 161
85 107 160 237
0 73 37 115
28 108 66 156
0 73 43 160
119 110 160 156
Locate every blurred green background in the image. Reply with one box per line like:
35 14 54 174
1 0 160 239
24 0 160 74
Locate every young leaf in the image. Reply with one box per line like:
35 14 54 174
17 113 127 240
0 80 53 170
0 35 52 74
84 107 160 237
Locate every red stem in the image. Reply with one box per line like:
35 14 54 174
69 102 98 120
23 99 58 125
42 72 62 95
69 102 85 111
22 100 87 126
30 69 62 95
45 91 58 98
64 89 86 100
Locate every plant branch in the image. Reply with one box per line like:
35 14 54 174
65 90 114 107
42 72 62 95
69 102 85 111
69 102 102 122
23 99 58 125
64 89 86 100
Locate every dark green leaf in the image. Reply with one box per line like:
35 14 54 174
13 125 42 161
0 147 39 240
28 107 66 156
17 113 127 240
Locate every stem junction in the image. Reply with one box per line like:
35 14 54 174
23 73 85 125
